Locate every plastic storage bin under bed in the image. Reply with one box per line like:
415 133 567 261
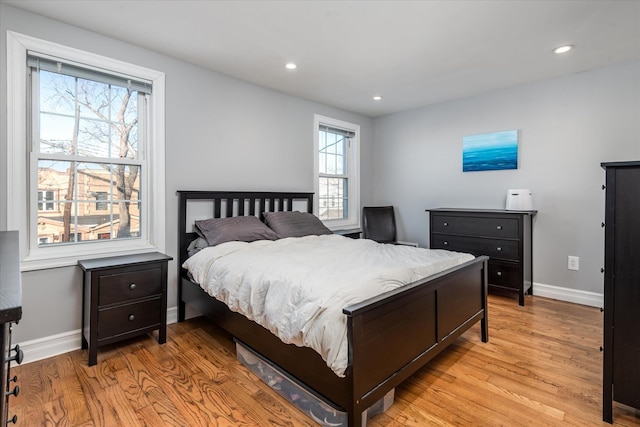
235 340 394 427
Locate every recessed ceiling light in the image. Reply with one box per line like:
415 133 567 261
373 95 383 101
285 62 297 70
553 45 573 54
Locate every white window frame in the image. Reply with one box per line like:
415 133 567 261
313 114 360 231
6 31 166 271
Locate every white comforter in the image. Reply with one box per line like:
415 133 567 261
182 234 474 377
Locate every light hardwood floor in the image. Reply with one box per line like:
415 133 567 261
11 295 640 426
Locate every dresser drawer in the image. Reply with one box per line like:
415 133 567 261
98 266 162 306
98 298 161 339
431 214 519 238
488 260 521 290
431 234 519 261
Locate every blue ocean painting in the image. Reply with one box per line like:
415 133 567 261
463 130 518 172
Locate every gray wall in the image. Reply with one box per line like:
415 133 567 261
2 2 639 349
0 4 374 343
372 59 640 294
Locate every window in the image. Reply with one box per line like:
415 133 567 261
31 56 147 246
95 192 108 211
313 115 360 230
7 32 166 270
37 190 56 211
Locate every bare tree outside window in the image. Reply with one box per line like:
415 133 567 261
36 69 142 245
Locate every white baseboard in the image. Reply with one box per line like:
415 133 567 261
532 282 603 308
18 306 178 365
17 285 603 365
18 328 82 365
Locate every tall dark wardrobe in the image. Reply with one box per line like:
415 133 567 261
601 161 640 422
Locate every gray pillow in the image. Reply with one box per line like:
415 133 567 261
194 216 278 246
263 211 332 238
186 237 210 257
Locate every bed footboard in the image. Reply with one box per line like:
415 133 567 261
343 256 488 426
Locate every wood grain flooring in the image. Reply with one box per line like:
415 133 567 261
11 295 640 426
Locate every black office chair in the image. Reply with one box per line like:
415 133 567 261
362 206 399 244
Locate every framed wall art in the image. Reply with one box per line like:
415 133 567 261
463 129 518 172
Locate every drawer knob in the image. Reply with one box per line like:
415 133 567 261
6 345 23 365
129 283 137 290
496 271 502 277
7 414 17 424
496 225 502 230
443 241 449 246
6 385 19 398
443 222 448 227
128 314 135 321
496 247 502 251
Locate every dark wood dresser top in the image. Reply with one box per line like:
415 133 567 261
0 231 22 324
427 208 538 215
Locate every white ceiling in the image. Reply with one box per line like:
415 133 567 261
3 0 640 117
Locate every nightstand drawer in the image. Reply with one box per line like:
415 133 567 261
98 267 162 306
488 260 521 290
431 234 519 261
98 298 161 339
431 215 519 238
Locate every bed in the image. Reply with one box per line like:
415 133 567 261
177 190 489 427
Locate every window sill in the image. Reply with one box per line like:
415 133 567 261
20 242 161 272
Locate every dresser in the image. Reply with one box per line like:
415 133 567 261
428 208 536 306
601 161 640 422
0 231 23 425
79 252 172 366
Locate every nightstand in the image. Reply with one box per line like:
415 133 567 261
79 252 172 366
335 229 362 239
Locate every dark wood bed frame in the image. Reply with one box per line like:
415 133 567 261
177 190 489 427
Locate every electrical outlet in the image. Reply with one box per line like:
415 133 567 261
568 256 580 271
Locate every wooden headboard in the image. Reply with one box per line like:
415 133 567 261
177 191 314 267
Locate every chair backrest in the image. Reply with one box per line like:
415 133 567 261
362 206 397 243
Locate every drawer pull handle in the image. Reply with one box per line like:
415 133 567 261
497 271 502 277
443 241 449 246
443 222 448 227
128 314 135 321
497 247 502 251
496 225 502 230
7 414 17 424
129 283 137 290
